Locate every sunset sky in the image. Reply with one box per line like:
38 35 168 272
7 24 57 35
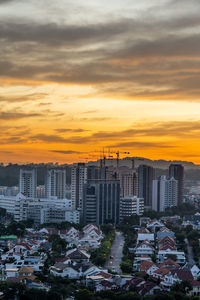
1 0 200 164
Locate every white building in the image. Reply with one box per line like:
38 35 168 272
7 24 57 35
152 176 178 212
71 164 87 209
120 196 144 219
0 194 80 224
45 169 66 199
19 169 37 198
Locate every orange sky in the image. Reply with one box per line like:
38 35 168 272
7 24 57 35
1 0 200 164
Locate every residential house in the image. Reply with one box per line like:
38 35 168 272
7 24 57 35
157 227 175 241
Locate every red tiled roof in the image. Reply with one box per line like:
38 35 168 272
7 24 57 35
159 259 180 269
170 269 194 281
153 268 170 276
139 261 156 272
191 280 200 286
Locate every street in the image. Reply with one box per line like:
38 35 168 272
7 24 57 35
185 238 195 267
105 231 124 274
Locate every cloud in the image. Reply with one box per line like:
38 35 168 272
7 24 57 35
109 141 175 148
0 111 42 120
50 150 86 155
55 128 88 133
0 93 47 103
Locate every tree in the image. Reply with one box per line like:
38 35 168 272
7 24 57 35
75 289 94 300
166 254 177 261
171 280 192 294
120 260 133 273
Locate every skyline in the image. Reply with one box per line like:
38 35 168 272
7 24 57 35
1 0 200 164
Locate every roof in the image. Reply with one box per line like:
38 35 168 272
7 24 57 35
67 249 89 260
153 268 170 276
136 241 154 250
139 261 156 272
0 235 17 240
158 227 173 233
170 269 194 281
159 236 175 245
19 266 35 273
95 271 112 279
191 280 200 286
159 259 180 269
138 227 150 234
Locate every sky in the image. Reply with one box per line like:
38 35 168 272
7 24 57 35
1 0 200 164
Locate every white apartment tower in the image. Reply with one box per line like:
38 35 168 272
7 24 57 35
19 169 37 198
152 176 178 212
71 164 87 210
45 169 66 199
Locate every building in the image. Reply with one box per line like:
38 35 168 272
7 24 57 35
138 165 154 209
169 164 184 205
106 166 138 197
45 169 66 199
152 176 178 212
120 196 144 219
83 180 120 225
19 169 37 198
0 194 79 224
71 163 88 210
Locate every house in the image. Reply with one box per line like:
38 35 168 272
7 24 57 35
10 242 33 256
147 220 164 233
159 259 180 270
158 236 176 250
188 281 200 296
152 267 170 280
138 261 158 275
157 250 186 264
50 262 100 279
136 281 162 296
162 268 193 288
18 266 35 281
135 241 154 256
39 227 58 236
59 227 79 240
137 228 154 243
191 265 200 280
157 227 175 241
66 248 90 262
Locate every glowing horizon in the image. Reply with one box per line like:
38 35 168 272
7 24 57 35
1 0 200 164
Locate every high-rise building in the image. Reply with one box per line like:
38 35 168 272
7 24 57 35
71 163 87 210
138 165 155 208
105 166 138 197
45 169 66 199
83 180 120 225
120 196 144 219
19 169 37 198
152 176 178 212
169 164 184 205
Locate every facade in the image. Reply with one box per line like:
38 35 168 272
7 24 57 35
45 169 66 199
152 176 178 212
19 169 37 198
169 164 184 205
120 196 144 219
83 180 120 225
71 163 88 210
0 194 79 224
138 165 155 208
106 166 138 197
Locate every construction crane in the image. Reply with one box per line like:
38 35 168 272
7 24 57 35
94 149 130 168
112 151 130 168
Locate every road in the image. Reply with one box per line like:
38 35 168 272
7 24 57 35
185 238 195 267
105 231 124 274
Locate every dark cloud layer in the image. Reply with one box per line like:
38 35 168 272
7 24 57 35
0 3 200 101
